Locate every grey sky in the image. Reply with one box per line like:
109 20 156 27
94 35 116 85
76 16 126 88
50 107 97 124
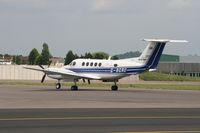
0 0 199 57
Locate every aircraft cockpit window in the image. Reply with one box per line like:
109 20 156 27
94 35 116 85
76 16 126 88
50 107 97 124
72 62 76 66
86 62 89 66
99 63 102 67
90 62 93 66
82 62 85 66
94 63 97 67
114 64 118 67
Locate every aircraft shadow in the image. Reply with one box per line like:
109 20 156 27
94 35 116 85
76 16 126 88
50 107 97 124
27 88 145 92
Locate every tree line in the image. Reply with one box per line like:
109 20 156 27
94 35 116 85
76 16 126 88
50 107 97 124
0 54 28 65
64 51 118 65
1 43 120 65
28 43 118 65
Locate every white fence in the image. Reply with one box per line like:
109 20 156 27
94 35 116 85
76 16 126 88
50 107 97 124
0 65 49 80
0 65 139 82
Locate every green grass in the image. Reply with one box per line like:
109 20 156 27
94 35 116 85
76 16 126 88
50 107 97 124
0 80 200 90
129 84 200 90
139 72 200 81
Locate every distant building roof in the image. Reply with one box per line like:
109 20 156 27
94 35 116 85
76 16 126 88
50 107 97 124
160 54 179 62
180 55 200 63
49 57 64 66
49 57 64 61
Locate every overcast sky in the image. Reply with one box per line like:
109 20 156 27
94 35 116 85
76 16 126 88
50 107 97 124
0 0 199 57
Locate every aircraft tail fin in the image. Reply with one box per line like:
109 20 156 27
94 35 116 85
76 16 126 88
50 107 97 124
138 39 188 70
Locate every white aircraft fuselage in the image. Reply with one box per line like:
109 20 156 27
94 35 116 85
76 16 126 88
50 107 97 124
47 58 141 81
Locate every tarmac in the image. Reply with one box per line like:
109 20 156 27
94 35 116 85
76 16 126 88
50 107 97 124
0 85 200 108
0 108 200 133
0 85 200 133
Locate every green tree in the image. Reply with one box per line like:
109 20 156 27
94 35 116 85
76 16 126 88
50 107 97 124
12 56 16 63
4 54 11 58
41 43 52 65
15 55 22 65
84 52 93 59
35 55 43 65
28 48 39 65
93 52 109 59
74 54 79 59
111 55 119 60
65 50 76 65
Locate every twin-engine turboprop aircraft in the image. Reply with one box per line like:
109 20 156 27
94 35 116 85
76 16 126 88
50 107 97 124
24 39 187 91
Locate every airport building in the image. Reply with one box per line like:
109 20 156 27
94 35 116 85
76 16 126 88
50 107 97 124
49 57 65 67
157 55 200 77
0 56 12 65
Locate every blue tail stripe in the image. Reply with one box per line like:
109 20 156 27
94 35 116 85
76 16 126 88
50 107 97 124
144 43 161 68
149 43 165 69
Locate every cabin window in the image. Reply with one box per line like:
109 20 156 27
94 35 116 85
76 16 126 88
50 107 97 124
72 62 76 66
99 63 102 67
86 62 89 66
82 62 85 66
114 64 118 67
94 63 98 67
90 62 93 66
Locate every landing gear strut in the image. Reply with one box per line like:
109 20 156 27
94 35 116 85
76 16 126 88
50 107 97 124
111 81 118 91
71 80 78 91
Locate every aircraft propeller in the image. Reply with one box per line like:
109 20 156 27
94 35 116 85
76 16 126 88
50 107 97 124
39 61 52 83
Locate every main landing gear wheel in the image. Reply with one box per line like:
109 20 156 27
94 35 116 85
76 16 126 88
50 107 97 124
111 85 118 91
111 80 118 91
56 83 61 89
71 85 78 91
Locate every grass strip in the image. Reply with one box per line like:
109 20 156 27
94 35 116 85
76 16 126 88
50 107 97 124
0 80 200 90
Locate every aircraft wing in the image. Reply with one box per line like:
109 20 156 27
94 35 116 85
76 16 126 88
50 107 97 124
24 66 44 72
48 68 101 80
24 66 101 80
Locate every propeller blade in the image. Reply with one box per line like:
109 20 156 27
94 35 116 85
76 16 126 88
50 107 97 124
48 60 52 68
41 74 46 83
39 65 44 69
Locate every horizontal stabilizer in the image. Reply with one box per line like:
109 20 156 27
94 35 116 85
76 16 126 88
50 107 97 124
143 39 188 43
169 40 188 43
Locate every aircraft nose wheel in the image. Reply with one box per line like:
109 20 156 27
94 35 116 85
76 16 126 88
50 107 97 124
111 85 118 91
56 83 61 89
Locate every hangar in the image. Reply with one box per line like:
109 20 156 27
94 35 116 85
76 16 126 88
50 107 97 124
157 55 200 77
